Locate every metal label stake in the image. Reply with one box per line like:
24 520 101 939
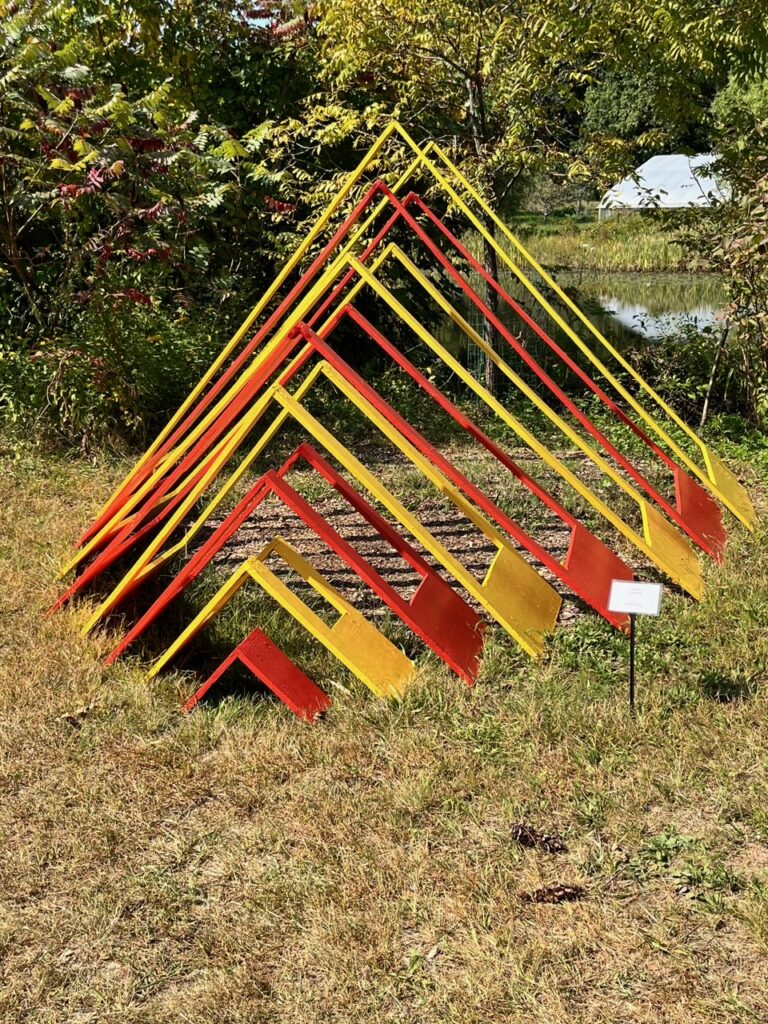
608 581 664 716
629 613 636 716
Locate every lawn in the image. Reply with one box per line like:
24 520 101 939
1 432 767 1024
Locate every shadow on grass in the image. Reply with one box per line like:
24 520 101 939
185 658 278 711
697 670 753 703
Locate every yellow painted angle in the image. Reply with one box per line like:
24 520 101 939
331 254 704 600
272 386 560 657
346 123 748 530
407 132 754 529
83 363 561 658
148 536 415 699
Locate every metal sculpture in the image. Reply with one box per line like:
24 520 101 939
105 444 486 685
63 316 634 631
56 238 701 606
51 121 753 715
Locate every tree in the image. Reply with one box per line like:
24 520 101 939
3 0 768 441
679 75 768 427
0 0 317 443
579 68 714 186
310 0 620 391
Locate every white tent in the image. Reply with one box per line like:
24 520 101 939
599 154 729 219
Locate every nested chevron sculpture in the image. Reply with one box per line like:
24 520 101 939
53 122 754 719
106 443 486 687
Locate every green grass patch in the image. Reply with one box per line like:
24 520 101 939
514 213 690 273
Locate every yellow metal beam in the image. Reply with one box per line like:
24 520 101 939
390 125 754 529
326 253 704 600
66 121 737 622
148 536 416 699
83 363 561 657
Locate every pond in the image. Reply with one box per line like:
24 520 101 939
434 269 728 371
574 271 727 343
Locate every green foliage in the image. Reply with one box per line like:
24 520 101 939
315 0 616 201
2 0 768 444
0 0 316 446
711 76 768 139
678 75 768 427
0 304 221 444
583 72 671 143
631 321 727 420
576 3 767 185
580 69 712 183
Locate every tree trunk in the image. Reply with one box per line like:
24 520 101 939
0 219 44 331
699 321 729 428
466 75 503 396
482 215 503 396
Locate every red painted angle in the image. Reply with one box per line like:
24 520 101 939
304 183 724 560
76 182 395 549
674 461 727 553
105 445 485 684
182 626 331 722
406 192 727 560
284 320 633 631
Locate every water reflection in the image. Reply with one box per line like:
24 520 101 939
435 270 727 361
576 272 727 342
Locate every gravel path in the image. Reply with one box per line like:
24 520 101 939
212 484 587 628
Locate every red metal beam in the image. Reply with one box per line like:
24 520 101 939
105 445 485 685
304 184 724 560
182 626 331 721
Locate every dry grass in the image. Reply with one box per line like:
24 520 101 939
1 439 768 1023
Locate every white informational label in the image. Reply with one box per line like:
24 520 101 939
608 580 663 617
